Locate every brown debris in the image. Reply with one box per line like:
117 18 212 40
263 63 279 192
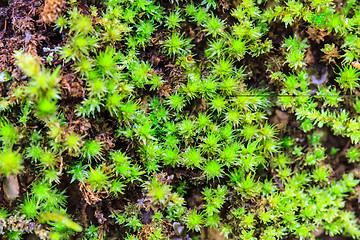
306 27 328 44
220 0 230 11
60 74 86 98
0 0 54 72
139 224 155 240
71 117 91 134
321 43 340 64
95 133 115 151
94 204 107 224
93 121 116 151
269 109 289 131
41 0 66 24
79 181 102 205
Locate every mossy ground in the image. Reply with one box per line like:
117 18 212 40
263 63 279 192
1 0 360 239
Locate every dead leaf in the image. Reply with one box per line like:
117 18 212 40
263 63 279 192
3 175 20 201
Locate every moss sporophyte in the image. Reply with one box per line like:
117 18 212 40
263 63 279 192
2 0 360 239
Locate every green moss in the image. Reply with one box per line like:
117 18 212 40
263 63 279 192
3 0 360 239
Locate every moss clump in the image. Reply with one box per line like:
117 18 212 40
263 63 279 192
1 0 360 239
